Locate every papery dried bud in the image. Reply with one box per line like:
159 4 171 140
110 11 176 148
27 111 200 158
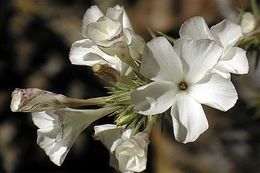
11 88 68 112
11 88 103 112
93 64 121 84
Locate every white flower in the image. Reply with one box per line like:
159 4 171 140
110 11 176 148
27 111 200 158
241 12 257 34
111 129 149 173
32 107 115 166
94 124 124 149
94 125 149 173
131 37 238 143
178 16 249 78
69 5 144 74
94 124 124 171
11 88 67 112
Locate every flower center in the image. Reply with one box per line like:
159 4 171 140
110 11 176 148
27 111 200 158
178 81 188 90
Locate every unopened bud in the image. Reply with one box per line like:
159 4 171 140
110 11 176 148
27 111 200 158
93 64 121 84
241 12 257 34
115 113 137 127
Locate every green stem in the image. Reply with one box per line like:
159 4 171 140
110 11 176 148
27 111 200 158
156 31 176 43
64 96 107 107
147 27 157 38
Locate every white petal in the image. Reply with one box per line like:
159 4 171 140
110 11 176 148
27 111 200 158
69 39 107 66
211 68 231 79
131 81 178 115
106 5 133 30
94 124 119 135
121 129 132 140
36 130 69 166
210 19 243 49
140 37 183 82
171 92 209 143
170 105 188 143
69 39 124 71
110 131 149 173
174 37 189 56
121 8 133 30
189 74 238 111
32 111 55 130
106 5 123 22
86 16 122 47
181 39 222 83
217 47 249 75
123 28 145 60
32 107 115 166
109 153 120 171
179 16 214 40
82 5 104 37
173 37 191 75
94 124 124 149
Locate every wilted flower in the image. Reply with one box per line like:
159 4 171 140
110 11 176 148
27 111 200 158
241 12 257 34
94 125 149 173
92 64 121 84
69 5 144 74
179 16 249 78
10 88 103 112
11 88 67 112
131 37 238 143
32 107 115 166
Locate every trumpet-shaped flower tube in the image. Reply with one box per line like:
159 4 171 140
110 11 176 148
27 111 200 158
32 107 116 166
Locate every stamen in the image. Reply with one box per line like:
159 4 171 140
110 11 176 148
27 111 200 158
178 81 188 90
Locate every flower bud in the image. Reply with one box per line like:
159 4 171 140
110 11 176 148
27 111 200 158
241 12 256 34
93 64 121 84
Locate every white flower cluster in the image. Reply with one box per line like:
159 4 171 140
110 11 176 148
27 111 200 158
10 5 250 173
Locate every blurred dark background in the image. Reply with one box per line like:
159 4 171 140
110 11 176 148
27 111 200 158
0 0 260 172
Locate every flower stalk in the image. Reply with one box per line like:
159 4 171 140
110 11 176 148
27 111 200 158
62 97 107 107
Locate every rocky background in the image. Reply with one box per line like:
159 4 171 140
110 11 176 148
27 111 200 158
0 0 259 172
